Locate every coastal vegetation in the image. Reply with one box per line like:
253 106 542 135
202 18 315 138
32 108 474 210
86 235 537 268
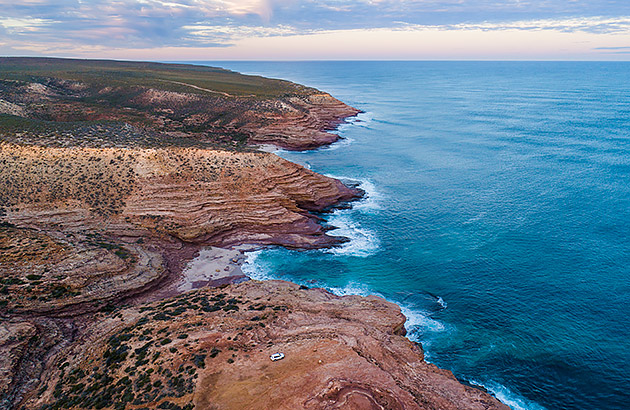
0 57 313 98
0 58 358 151
36 287 284 410
0 57 332 151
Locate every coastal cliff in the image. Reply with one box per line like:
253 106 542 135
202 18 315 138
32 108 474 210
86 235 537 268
10 281 508 410
0 58 508 410
0 143 359 314
0 57 360 151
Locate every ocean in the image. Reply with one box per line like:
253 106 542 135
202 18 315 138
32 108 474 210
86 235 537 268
192 61 630 410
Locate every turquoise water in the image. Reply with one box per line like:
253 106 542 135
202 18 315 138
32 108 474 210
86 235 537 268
195 62 630 410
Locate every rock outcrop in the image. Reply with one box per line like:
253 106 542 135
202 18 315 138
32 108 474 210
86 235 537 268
243 93 361 150
1 144 359 247
0 143 359 314
13 281 508 410
0 57 360 151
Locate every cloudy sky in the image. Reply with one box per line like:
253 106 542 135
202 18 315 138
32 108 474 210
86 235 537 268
1 0 630 59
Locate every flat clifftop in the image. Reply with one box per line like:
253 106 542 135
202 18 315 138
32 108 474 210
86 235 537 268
9 280 508 410
0 57 310 98
0 57 360 151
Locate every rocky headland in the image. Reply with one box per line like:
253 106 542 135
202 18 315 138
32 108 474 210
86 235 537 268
0 58 508 410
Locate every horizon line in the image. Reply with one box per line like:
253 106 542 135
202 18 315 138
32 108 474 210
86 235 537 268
3 55 630 63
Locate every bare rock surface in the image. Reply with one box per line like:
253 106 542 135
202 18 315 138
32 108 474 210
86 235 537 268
17 281 509 410
243 93 361 150
1 144 359 248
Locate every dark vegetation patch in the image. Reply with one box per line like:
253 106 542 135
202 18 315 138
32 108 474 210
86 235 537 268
38 287 283 410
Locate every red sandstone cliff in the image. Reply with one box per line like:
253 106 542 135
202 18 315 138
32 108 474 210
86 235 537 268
9 281 509 410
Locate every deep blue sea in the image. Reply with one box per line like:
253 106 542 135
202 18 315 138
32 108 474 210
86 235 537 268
193 61 630 410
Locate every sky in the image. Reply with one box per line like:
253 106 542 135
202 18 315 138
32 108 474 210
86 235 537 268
1 0 630 60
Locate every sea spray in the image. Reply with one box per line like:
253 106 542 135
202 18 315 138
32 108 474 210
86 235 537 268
325 176 383 213
325 213 380 257
471 381 548 410
241 250 272 281
321 176 383 257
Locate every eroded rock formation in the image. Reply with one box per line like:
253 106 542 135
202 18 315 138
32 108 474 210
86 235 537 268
0 143 359 314
13 281 508 410
243 93 361 150
0 57 360 151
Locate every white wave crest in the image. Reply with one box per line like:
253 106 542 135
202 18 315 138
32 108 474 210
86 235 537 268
325 175 383 213
470 380 547 410
319 136 356 151
338 111 374 132
401 304 447 336
319 111 374 151
325 213 380 257
241 250 273 281
327 281 373 297
326 282 448 341
321 176 382 257
437 296 448 309
353 179 383 212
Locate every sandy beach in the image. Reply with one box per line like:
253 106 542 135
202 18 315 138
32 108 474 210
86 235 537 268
177 246 252 291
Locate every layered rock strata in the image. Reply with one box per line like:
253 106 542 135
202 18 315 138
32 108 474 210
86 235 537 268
0 143 359 314
0 58 360 151
243 93 361 150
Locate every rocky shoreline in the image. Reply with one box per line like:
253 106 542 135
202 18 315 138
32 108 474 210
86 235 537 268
0 58 509 410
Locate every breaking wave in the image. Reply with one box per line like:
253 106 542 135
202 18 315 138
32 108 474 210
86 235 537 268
470 381 548 410
325 213 380 257
338 111 374 132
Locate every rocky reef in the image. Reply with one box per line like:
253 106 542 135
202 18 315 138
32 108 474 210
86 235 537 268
0 58 508 410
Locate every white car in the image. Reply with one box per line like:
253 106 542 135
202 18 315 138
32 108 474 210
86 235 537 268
270 352 285 361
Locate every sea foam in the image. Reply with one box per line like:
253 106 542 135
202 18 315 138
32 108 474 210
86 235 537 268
241 250 273 281
325 212 380 257
323 175 383 256
470 381 548 410
338 111 374 132
319 136 356 151
436 296 448 309
325 175 383 213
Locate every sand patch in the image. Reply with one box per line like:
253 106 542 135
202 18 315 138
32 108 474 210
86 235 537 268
178 246 248 291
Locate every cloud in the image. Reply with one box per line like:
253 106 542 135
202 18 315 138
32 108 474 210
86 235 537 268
0 17 57 37
182 23 301 42
1 0 630 56
436 16 630 34
593 45 630 50
0 0 277 49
